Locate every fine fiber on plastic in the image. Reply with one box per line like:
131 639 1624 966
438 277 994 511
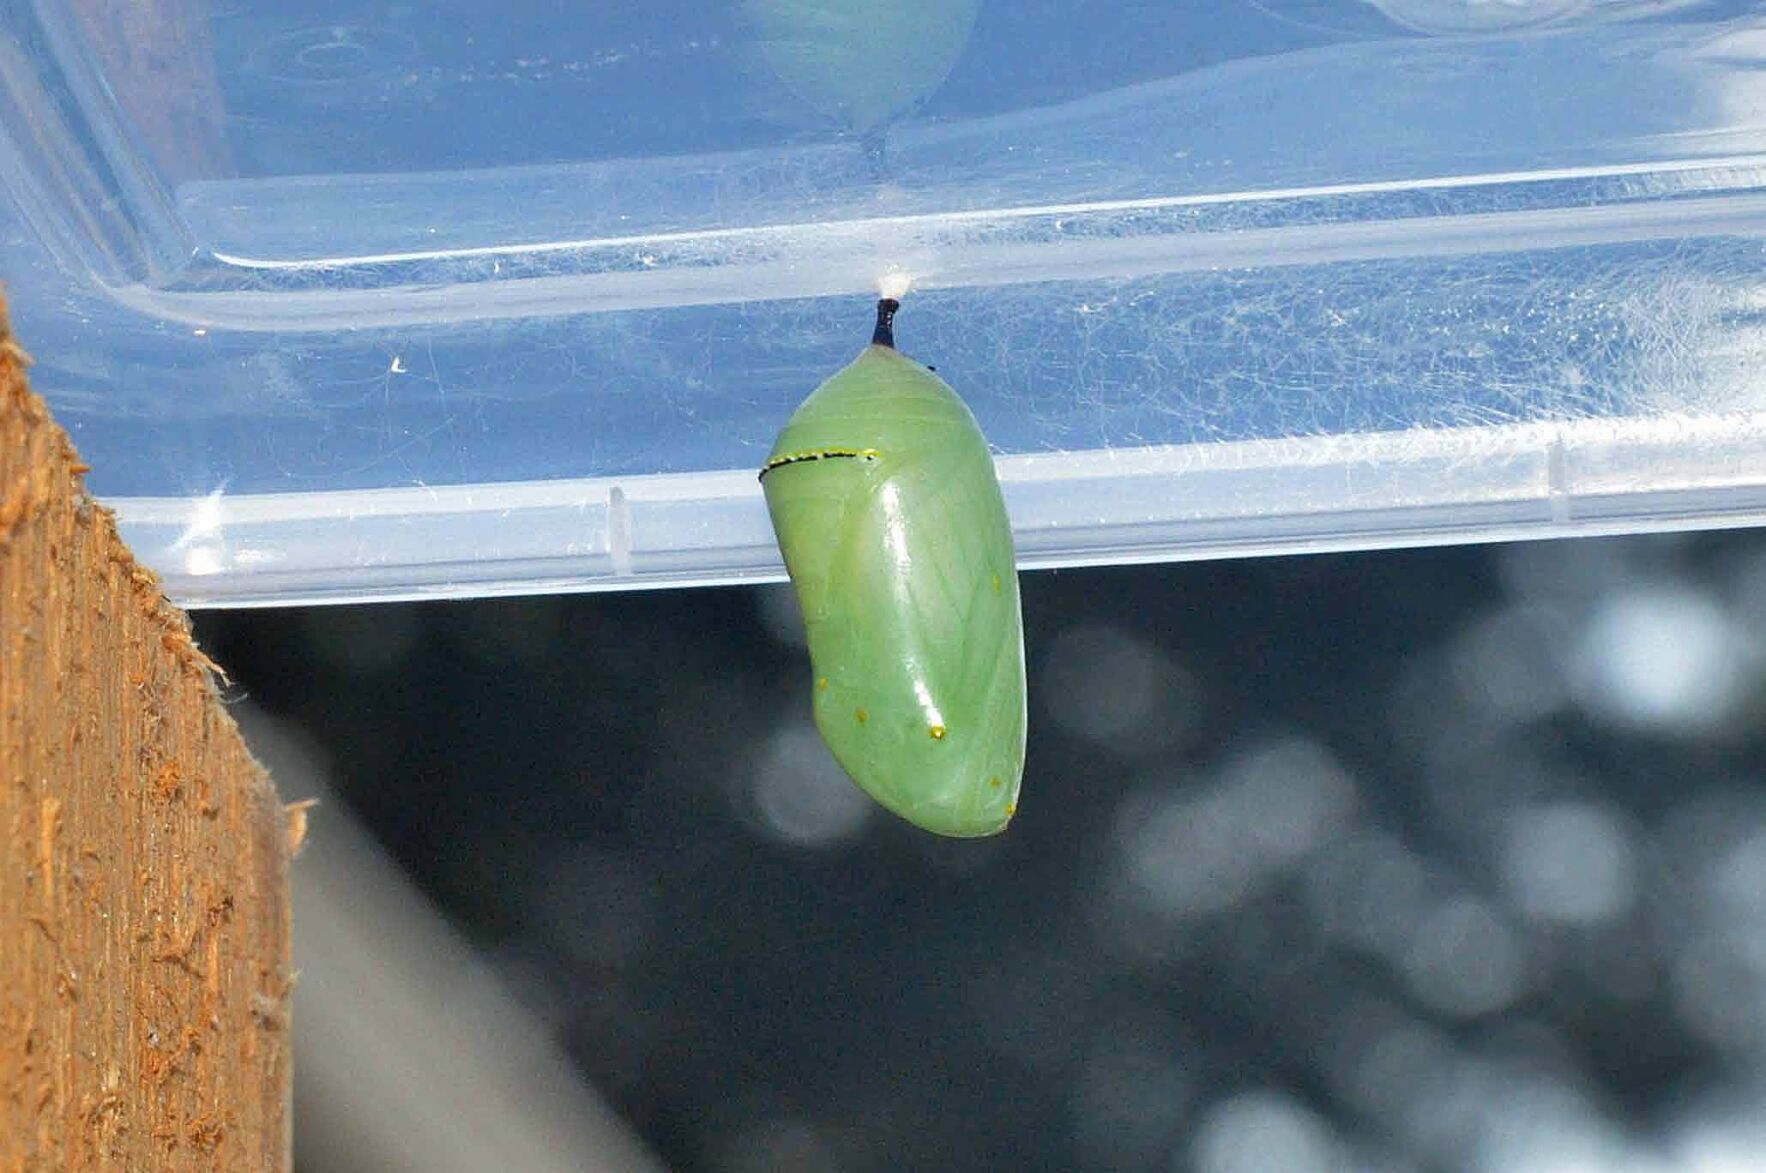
3 0 1766 605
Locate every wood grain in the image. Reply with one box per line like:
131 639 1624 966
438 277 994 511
0 293 292 1170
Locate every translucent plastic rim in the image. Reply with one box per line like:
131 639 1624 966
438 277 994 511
114 412 1766 608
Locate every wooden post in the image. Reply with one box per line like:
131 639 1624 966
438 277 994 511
0 295 292 1169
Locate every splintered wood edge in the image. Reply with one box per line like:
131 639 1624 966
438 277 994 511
0 289 295 1170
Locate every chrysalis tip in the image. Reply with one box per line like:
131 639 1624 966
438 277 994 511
872 298 899 349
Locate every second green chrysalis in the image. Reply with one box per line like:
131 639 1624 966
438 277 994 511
761 298 1026 837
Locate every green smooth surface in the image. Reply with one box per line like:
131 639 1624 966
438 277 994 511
764 343 1026 837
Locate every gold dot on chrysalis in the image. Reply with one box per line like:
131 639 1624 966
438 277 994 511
855 708 868 724
929 724 947 740
991 572 1002 594
989 775 1002 789
1006 802 1018 818
816 676 828 691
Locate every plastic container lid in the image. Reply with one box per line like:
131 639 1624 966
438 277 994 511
4 0 1766 606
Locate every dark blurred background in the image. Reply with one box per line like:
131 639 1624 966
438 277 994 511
196 530 1766 1172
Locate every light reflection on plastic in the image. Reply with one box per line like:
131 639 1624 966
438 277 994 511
171 485 228 578
1360 0 1700 35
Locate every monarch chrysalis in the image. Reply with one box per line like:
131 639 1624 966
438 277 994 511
742 0 983 134
762 298 1026 837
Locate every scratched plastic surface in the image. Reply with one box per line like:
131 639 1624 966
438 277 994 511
4 0 1766 605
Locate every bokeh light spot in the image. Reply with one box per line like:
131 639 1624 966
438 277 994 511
1191 1088 1342 1173
1499 801 1637 927
750 723 872 847
1570 589 1754 735
1113 737 1356 919
1402 895 1526 1018
1041 624 1198 756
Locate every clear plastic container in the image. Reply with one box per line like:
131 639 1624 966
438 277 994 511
4 0 1766 605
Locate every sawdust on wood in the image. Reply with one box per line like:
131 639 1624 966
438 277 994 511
0 292 293 1170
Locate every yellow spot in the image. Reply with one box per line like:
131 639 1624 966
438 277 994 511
989 776 1002 789
991 572 1002 594
816 676 828 691
1006 802 1018 818
929 724 947 740
855 708 868 724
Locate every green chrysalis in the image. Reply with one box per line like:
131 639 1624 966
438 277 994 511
762 299 1026 837
743 0 983 134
